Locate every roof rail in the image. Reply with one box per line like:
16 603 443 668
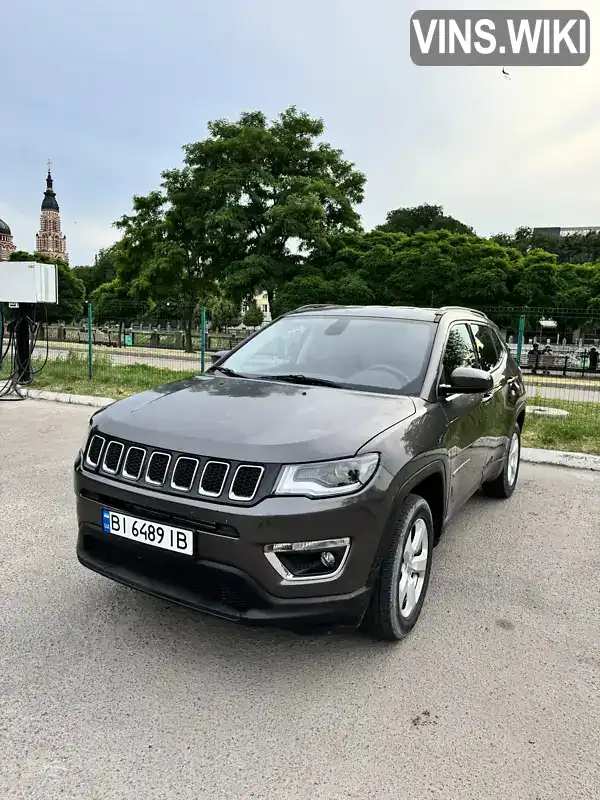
438 306 489 319
289 304 346 313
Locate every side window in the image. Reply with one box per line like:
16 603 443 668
470 324 500 372
490 328 506 359
442 324 478 379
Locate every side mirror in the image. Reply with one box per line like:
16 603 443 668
439 366 493 396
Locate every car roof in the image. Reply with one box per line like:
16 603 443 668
286 304 490 323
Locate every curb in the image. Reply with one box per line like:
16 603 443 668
521 447 600 472
24 388 113 408
20 389 600 473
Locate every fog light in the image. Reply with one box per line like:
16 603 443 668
264 538 351 583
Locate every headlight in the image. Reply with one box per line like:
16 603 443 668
274 453 379 498
80 415 96 454
81 424 92 455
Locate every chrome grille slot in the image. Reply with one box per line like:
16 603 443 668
145 452 171 486
102 441 124 475
122 447 146 480
229 465 264 501
199 461 229 497
85 435 105 468
171 457 199 492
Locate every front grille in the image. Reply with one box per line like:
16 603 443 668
86 435 105 467
122 447 145 480
102 441 124 474
84 435 269 503
199 461 229 497
229 465 264 500
171 457 199 491
145 452 171 486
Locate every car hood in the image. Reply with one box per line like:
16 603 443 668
94 374 416 463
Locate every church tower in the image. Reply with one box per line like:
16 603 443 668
36 164 68 263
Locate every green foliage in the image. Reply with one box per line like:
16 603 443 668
180 106 366 307
491 226 600 265
8 249 36 262
280 230 512 311
72 245 119 299
242 302 264 327
209 297 240 331
377 204 474 236
114 184 219 350
91 279 151 327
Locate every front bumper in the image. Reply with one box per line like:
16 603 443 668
75 460 393 629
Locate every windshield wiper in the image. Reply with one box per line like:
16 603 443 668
212 366 241 378
256 373 343 388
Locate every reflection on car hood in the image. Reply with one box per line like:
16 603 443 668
94 374 416 463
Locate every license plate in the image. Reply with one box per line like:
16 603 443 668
101 509 194 556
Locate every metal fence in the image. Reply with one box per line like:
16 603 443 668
482 308 600 453
0 302 260 401
2 303 600 450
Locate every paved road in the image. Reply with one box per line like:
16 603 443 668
1 401 599 800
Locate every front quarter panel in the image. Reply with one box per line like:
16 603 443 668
358 400 450 512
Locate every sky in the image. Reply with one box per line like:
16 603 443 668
1 0 598 266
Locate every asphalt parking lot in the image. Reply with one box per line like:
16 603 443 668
1 401 599 800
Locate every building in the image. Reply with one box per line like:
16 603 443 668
36 167 68 263
254 290 271 322
533 226 600 238
0 217 16 261
241 290 272 323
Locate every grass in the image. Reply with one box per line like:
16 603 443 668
1 352 195 400
521 395 600 455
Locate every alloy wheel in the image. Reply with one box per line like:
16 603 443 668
399 518 429 618
507 432 520 486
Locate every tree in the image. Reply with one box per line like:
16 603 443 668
115 167 224 350
208 297 240 331
491 226 600 265
180 106 366 312
8 249 85 323
376 204 474 236
513 249 559 307
301 229 514 310
72 245 119 299
242 302 264 327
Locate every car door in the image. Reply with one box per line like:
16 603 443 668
438 322 489 517
468 322 508 476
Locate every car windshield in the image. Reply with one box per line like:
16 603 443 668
217 314 436 395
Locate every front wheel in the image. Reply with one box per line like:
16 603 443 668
482 422 521 499
362 494 434 642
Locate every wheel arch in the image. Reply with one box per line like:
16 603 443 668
367 461 447 588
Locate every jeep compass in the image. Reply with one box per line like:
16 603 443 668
75 305 526 641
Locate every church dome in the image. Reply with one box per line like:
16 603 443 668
0 218 11 236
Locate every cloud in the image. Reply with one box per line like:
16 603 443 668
1 0 598 263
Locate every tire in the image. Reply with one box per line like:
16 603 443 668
362 494 434 642
482 422 521 499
